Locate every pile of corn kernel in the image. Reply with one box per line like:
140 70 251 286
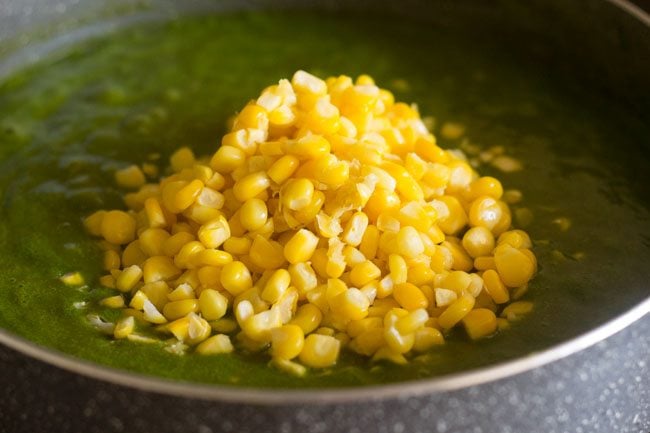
83 70 536 374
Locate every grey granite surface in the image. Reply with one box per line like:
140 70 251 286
1 314 648 433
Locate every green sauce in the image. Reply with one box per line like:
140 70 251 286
1 11 649 388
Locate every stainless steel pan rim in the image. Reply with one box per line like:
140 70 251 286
0 0 648 406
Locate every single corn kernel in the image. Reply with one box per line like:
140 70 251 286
239 198 268 231
259 269 290 303
388 254 408 285
114 316 135 339
290 303 323 334
162 299 199 321
393 283 429 311
284 229 319 264
462 226 495 258
349 260 381 288
115 165 146 189
482 269 510 304
101 295 125 309
233 171 270 202
143 256 181 283
198 289 229 321
281 178 314 211
249 235 287 270
267 155 300 184
341 212 369 247
220 261 253 296
84 211 106 237
198 215 231 249
494 244 535 288
100 210 136 245
412 327 444 352
462 308 498 340
210 145 246 173
437 293 476 329
116 265 143 292
299 334 340 368
395 226 425 258
271 324 305 360
103 249 121 271
196 334 234 355
501 301 534 321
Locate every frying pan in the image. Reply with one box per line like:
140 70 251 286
0 0 649 431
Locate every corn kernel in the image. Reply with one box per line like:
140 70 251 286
393 283 428 311
494 244 535 288
196 334 234 355
437 293 475 329
114 316 135 339
220 261 252 296
299 334 340 368
462 308 497 340
115 165 146 189
101 210 136 245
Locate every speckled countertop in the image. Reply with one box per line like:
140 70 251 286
1 314 648 433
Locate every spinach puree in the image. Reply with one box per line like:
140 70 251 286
1 11 649 388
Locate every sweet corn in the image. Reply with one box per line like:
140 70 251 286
85 71 539 368
299 334 340 368
462 308 498 340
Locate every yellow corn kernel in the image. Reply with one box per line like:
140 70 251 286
288 262 318 294
232 171 270 202
167 286 195 306
84 210 106 236
198 215 230 249
196 289 228 321
494 244 535 288
162 299 199 321
249 235 287 270
99 274 115 288
393 226 424 259
100 210 136 245
223 236 252 256
239 198 268 231
501 301 534 321
196 334 234 355
142 299 167 324
497 230 533 249
474 256 496 271
442 240 474 272
115 265 143 292
143 256 182 283
281 178 314 211
261 269 291 303
163 232 195 257
437 293 476 329
271 324 305 360
140 281 169 311
210 145 246 173
440 271 471 294
468 176 503 200
388 254 408 284
349 260 381 288
114 316 135 339
497 317 510 331
115 165 146 189
407 264 434 286
358 225 379 260
138 228 170 257
339 213 368 248
122 240 147 267
392 283 429 311
462 226 495 258
482 269 510 304
284 229 319 264
193 249 233 268
267 155 299 184
330 288 370 321
173 241 205 270
412 327 444 352
220 261 252 296
395 308 429 334
469 196 504 232
299 334 340 368
436 196 468 235
290 303 323 334
175 179 205 213
103 249 121 271
462 308 498 340
100 295 124 309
